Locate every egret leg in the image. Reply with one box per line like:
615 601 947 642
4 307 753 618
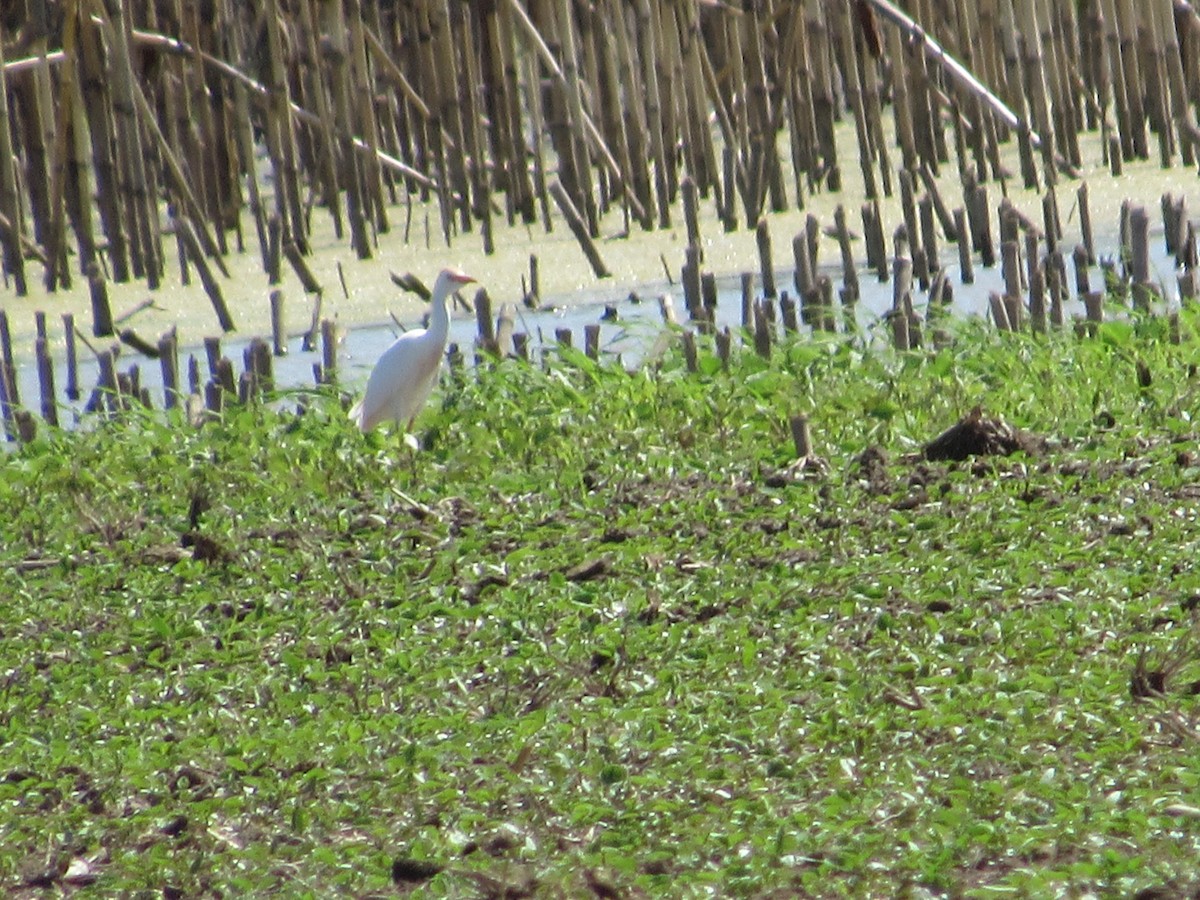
406 418 418 480
387 427 417 481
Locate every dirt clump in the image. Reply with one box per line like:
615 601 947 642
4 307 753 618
924 407 1045 461
854 445 892 494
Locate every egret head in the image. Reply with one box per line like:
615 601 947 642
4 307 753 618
437 268 476 292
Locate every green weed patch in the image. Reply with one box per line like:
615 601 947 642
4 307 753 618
4 316 1200 896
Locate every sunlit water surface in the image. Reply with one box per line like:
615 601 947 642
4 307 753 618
0 121 1191 424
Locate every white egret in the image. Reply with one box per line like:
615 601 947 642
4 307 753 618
349 268 475 433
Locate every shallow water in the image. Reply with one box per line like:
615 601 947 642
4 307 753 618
0 117 1192 424
4 218 1178 432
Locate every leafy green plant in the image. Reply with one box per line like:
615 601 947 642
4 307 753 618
3 318 1200 896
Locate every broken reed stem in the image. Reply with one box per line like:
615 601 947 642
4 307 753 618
320 318 338 383
495 302 516 358
681 330 697 372
752 217 776 299
283 241 323 294
269 290 287 356
475 287 495 347
789 413 812 458
176 217 234 332
549 180 610 278
158 329 179 410
34 315 56 426
63 312 79 400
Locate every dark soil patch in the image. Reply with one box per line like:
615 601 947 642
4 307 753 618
391 857 444 884
924 407 1045 461
854 445 892 494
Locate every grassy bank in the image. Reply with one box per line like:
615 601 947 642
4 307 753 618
4 314 1200 897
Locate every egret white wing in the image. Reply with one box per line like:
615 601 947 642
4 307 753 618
353 329 444 431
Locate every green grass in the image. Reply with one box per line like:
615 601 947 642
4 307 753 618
4 312 1200 897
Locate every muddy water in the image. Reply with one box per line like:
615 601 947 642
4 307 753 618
0 119 1191 417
